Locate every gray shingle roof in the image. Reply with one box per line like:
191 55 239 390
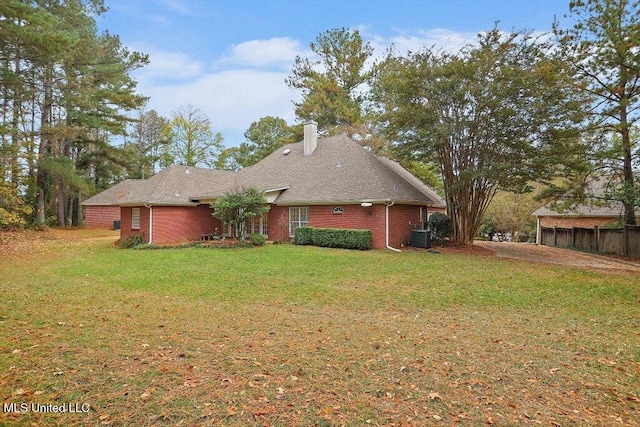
236 135 446 206
532 202 630 218
81 179 144 206
83 165 235 206
84 136 445 208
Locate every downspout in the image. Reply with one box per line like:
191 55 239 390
536 216 540 245
385 201 402 252
145 204 153 244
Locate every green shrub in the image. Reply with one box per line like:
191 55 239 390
428 212 452 244
249 233 266 246
119 233 145 249
296 227 372 250
294 226 314 245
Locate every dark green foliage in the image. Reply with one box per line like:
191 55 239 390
118 233 145 249
294 226 314 245
428 212 452 244
0 0 148 227
554 0 640 225
249 233 266 246
295 226 372 250
211 188 269 241
286 28 373 131
373 27 586 244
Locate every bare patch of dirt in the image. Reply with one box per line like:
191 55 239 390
475 240 640 272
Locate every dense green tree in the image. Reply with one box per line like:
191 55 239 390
215 117 299 171
214 146 243 172
231 116 297 169
0 0 147 226
160 105 223 168
554 0 640 225
126 109 169 178
211 188 270 241
286 28 373 133
372 28 587 245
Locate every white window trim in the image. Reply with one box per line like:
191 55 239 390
289 207 309 237
247 213 268 237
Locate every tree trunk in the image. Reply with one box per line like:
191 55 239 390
36 65 53 225
619 103 636 225
57 182 66 227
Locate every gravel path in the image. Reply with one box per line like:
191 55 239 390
475 241 640 272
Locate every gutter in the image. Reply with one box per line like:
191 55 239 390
144 204 153 245
385 201 402 252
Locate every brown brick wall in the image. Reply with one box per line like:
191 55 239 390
121 203 446 249
120 205 221 245
268 203 445 249
152 205 221 244
309 204 387 248
84 206 121 229
266 205 290 242
120 206 151 242
387 204 421 249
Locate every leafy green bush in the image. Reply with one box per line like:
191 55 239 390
296 227 372 250
428 212 452 244
294 226 314 245
119 233 145 249
249 233 266 246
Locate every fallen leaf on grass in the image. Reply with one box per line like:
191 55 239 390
227 405 238 417
253 406 274 417
428 392 443 401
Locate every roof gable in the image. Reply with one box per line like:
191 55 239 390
238 135 446 206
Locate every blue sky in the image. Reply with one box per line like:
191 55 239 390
96 0 572 147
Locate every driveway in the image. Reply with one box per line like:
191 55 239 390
475 241 640 272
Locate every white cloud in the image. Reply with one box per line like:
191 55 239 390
131 30 481 147
137 69 299 145
218 37 307 68
135 48 204 81
369 29 477 57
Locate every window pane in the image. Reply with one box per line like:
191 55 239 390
132 208 140 230
289 207 309 237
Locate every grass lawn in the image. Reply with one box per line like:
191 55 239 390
0 229 638 426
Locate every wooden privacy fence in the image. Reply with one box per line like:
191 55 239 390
540 225 640 258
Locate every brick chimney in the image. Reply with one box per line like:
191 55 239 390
303 119 317 156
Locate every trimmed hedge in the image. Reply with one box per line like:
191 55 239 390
294 226 314 245
295 226 372 250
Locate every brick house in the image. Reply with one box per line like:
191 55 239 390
83 121 446 250
83 179 143 229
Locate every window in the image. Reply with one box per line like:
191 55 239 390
332 206 343 214
131 207 140 230
247 213 268 236
420 207 427 228
289 207 309 237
